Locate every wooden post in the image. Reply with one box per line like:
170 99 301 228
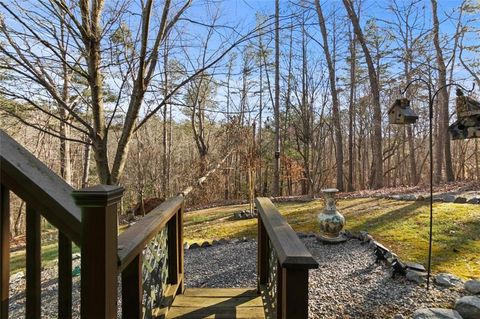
26 204 41 319
257 216 267 292
0 185 9 319
167 210 178 285
281 268 309 319
276 261 283 319
72 185 124 319
58 231 72 319
176 206 184 293
121 254 142 319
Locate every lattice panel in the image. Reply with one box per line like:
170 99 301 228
266 239 278 316
142 227 169 319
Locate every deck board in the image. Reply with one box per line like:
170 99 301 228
166 288 266 319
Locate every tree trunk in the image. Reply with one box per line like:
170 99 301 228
315 0 344 191
431 0 453 183
273 0 281 196
343 0 383 189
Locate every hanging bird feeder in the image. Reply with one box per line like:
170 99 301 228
449 89 480 140
388 98 418 125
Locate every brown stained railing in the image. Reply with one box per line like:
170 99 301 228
117 195 184 319
1 130 77 319
256 197 319 319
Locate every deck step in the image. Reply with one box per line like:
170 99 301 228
166 288 266 319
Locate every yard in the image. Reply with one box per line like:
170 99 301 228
184 198 480 279
9 198 479 280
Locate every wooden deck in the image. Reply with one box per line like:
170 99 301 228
166 288 267 319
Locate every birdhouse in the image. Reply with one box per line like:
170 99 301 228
388 98 418 125
448 90 480 140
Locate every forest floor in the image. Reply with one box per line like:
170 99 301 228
184 197 480 279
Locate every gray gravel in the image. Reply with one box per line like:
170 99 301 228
185 237 464 319
9 237 464 319
185 240 257 288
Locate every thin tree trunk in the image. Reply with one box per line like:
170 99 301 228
431 0 452 183
315 0 344 191
343 0 383 189
273 0 281 196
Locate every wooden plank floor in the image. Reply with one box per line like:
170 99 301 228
166 288 266 319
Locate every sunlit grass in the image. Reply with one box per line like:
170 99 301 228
184 198 480 279
10 198 479 279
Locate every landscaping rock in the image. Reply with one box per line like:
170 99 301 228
464 280 480 294
453 196 467 203
211 240 219 246
72 253 81 260
454 296 480 319
406 269 427 284
406 262 426 272
435 273 463 287
201 241 211 248
443 194 456 202
189 243 200 249
416 195 425 201
467 197 480 204
184 243 190 250
412 308 462 319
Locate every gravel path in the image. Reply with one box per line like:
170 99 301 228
9 237 463 318
184 237 463 319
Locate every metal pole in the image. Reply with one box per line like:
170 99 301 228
427 86 433 290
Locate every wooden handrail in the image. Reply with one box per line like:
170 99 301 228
117 195 184 272
0 130 81 244
255 197 318 269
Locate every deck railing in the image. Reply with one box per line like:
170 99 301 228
256 197 318 319
1 130 81 319
1 130 184 319
117 195 184 319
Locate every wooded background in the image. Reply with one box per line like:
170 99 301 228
1 0 479 235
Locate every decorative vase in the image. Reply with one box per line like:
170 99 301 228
317 188 346 243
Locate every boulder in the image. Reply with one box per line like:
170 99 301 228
435 273 463 287
464 279 480 294
412 308 462 319
454 296 480 319
183 243 190 250
406 269 427 284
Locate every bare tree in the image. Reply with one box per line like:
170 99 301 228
343 0 383 189
315 0 344 191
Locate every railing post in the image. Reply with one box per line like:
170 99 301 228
281 267 309 319
168 204 184 294
72 185 124 319
58 231 72 319
257 216 267 292
26 204 41 319
122 254 142 319
0 185 9 319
